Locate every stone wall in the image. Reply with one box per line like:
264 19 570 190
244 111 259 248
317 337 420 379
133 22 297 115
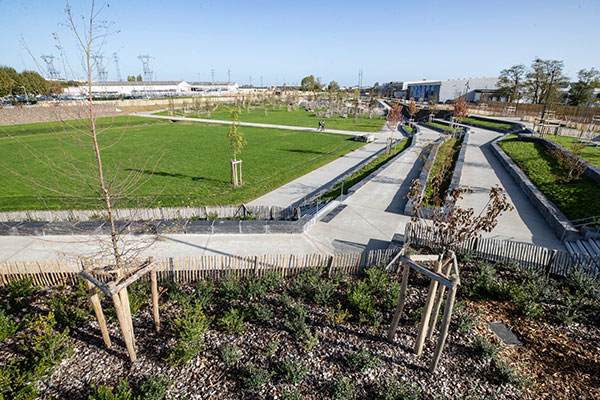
0 103 121 126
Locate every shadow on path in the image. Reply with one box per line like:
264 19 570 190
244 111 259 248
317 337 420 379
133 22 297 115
385 147 427 214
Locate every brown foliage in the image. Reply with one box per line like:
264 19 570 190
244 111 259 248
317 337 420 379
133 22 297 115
407 179 514 248
407 99 419 117
453 96 469 122
386 101 403 132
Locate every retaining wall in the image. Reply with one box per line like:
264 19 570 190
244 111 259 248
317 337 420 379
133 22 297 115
490 135 581 241
0 103 121 126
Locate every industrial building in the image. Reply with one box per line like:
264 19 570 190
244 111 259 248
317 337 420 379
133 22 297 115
375 77 500 103
63 81 239 98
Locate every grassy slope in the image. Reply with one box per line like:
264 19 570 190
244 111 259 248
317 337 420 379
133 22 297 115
499 135 600 220
423 121 456 133
0 116 364 211
321 137 412 201
157 104 385 132
462 117 513 130
547 135 600 168
424 137 463 205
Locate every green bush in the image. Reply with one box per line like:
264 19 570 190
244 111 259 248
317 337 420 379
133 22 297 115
509 284 545 319
239 362 273 391
137 376 170 400
89 378 134 400
465 263 511 301
327 302 352 324
491 359 522 386
375 376 421 400
262 271 283 292
347 280 382 326
281 386 303 400
302 329 319 352
346 348 379 372
262 340 279 358
276 293 293 308
0 307 19 341
49 291 89 332
218 307 247 335
290 269 321 299
556 291 585 325
19 312 72 373
2 279 38 315
279 356 308 385
471 335 501 361
314 280 335 306
284 304 308 339
127 281 148 315
0 360 38 400
220 343 242 367
331 375 356 400
365 266 389 295
219 273 242 301
193 279 215 309
251 304 274 324
565 268 600 300
245 276 267 299
383 280 402 310
167 302 211 365
451 301 479 333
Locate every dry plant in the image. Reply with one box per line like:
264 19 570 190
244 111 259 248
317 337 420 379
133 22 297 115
227 108 246 186
407 99 419 123
407 179 514 249
1 1 163 268
549 142 588 183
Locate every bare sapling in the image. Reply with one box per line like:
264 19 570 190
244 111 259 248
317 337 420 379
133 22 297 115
407 179 514 249
549 142 588 183
227 108 246 186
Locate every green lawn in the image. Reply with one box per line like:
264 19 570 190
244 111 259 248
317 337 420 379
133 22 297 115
321 137 412 201
422 121 459 133
156 104 385 132
424 137 463 206
547 135 600 168
462 117 513 131
0 116 364 211
499 135 600 221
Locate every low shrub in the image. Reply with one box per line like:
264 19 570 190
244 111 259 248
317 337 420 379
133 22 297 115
284 304 308 339
88 376 170 400
49 291 89 332
451 301 479 333
2 279 38 315
383 280 402 310
556 291 585 325
302 329 319 352
137 376 171 400
251 304 273 324
347 280 381 326
464 263 511 301
375 376 421 400
327 302 352 324
276 293 292 308
218 307 247 335
127 280 149 315
279 356 308 385
565 268 600 300
0 307 19 341
331 375 356 400
220 343 242 367
365 266 389 295
346 348 379 372
262 340 279 358
219 273 242 301
245 276 267 299
19 312 72 373
289 269 321 299
491 359 523 386
281 386 303 400
314 280 335 306
471 335 501 361
239 362 273 391
262 271 282 292
167 302 211 365
89 377 134 400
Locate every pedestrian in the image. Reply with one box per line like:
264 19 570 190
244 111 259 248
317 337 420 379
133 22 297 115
321 120 325 131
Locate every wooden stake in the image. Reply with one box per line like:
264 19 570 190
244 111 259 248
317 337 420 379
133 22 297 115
429 276 459 373
151 268 160 332
414 257 442 355
426 260 453 340
119 286 136 350
326 255 335 278
111 292 137 362
387 262 410 342
86 280 111 348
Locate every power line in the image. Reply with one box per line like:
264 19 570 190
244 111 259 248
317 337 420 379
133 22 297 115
92 54 108 82
113 52 122 82
40 54 61 80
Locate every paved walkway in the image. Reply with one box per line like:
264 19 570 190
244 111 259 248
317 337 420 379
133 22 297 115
249 125 396 207
457 127 563 248
135 111 379 136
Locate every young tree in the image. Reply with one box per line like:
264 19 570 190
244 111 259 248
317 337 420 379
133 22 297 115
428 95 439 122
567 68 600 106
227 108 246 186
136 74 142 82
407 99 419 123
385 101 403 154
549 142 588 183
126 75 135 81
496 64 526 103
328 80 339 92
452 96 469 135
353 87 360 122
300 75 316 91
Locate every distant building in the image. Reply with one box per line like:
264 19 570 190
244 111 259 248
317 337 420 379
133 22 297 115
63 81 239 98
376 77 499 103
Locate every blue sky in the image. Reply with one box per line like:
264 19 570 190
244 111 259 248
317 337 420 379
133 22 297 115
1 0 598 86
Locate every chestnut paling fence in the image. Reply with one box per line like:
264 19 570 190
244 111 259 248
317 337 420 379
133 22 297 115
405 223 600 278
0 248 399 287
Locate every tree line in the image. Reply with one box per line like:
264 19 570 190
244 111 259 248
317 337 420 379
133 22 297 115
496 59 599 107
0 66 49 97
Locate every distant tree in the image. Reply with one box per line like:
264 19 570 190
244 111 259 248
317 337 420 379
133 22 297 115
136 74 142 82
353 87 360 122
300 75 316 91
367 96 378 119
525 58 567 105
428 95 439 121
127 75 135 82
0 66 19 97
567 68 600 106
21 70 49 95
496 64 526 103
407 99 419 122
328 80 339 92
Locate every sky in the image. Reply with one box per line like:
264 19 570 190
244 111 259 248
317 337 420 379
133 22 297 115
1 0 599 87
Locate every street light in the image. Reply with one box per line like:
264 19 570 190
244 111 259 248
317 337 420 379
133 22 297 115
20 86 29 104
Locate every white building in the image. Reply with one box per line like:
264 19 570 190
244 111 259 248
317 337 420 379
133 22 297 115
377 77 499 103
63 81 239 98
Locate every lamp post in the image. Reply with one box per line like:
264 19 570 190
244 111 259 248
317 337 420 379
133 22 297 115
21 85 29 104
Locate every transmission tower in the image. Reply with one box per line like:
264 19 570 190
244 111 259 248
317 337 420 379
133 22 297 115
211 69 215 83
92 54 108 82
358 69 364 90
137 55 154 82
113 53 122 82
40 55 61 80
227 69 231 83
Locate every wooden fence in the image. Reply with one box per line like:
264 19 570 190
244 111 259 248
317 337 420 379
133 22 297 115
405 223 599 278
0 248 399 287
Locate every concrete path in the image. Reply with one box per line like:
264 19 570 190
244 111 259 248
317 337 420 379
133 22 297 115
304 128 440 253
249 125 396 207
135 111 381 137
457 126 564 248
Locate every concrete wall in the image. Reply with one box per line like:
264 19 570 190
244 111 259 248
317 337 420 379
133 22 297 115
491 135 581 241
0 103 120 126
